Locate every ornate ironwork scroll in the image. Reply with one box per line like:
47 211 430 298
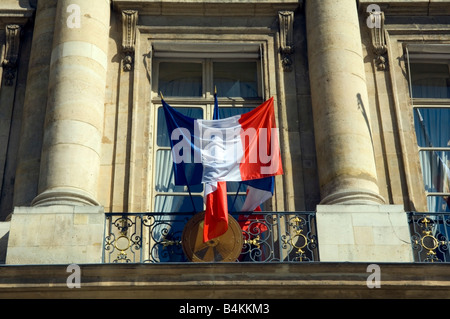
409 212 450 262
104 214 143 263
103 212 319 263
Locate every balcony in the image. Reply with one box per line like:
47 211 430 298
103 211 319 263
103 211 450 263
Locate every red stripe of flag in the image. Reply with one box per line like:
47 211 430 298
203 182 228 242
238 97 283 181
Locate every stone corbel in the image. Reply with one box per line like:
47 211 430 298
121 10 138 71
368 9 387 71
2 24 21 86
278 11 294 72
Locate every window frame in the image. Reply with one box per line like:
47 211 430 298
150 56 264 213
406 45 450 211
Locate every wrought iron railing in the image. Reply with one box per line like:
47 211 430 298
103 212 319 263
408 212 450 262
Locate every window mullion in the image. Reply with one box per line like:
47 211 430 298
204 58 211 100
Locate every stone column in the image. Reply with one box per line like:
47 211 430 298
6 0 110 264
31 0 110 206
305 0 413 262
305 0 385 205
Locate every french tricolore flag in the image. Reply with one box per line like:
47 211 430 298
162 96 283 241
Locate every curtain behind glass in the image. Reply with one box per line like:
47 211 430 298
158 62 202 97
410 63 450 99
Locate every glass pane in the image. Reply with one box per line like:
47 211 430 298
157 107 203 147
159 62 202 97
226 182 248 213
414 108 450 147
226 181 248 192
227 195 247 212
218 107 253 120
155 150 203 193
214 62 258 98
410 63 450 98
154 195 203 213
427 196 450 213
419 150 450 194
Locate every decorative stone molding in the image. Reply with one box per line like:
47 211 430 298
278 10 294 72
2 24 21 86
112 0 301 17
121 9 138 71
368 9 387 71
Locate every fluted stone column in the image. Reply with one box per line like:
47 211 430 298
306 0 385 205
31 0 110 206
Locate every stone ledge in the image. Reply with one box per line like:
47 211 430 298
112 0 302 16
358 0 450 16
0 262 449 298
12 205 104 215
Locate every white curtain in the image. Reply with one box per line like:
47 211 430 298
158 62 202 97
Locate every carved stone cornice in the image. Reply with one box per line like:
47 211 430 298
112 0 301 17
359 0 450 16
278 10 294 72
121 9 138 71
0 3 35 28
2 24 21 86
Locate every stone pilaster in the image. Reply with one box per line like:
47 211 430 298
14 0 57 207
305 0 385 205
31 0 110 206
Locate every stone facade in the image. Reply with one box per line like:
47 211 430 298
0 0 449 297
